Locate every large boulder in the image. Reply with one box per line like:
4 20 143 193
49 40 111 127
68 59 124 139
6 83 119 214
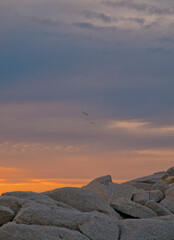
0 206 15 226
0 223 90 240
133 189 164 205
1 191 58 206
82 175 113 202
151 181 169 194
145 200 172 216
125 172 165 184
14 202 120 240
111 198 157 218
132 190 149 205
0 196 24 214
119 218 174 240
149 190 164 202
14 202 86 230
83 175 141 202
79 212 120 240
160 185 174 213
43 187 120 218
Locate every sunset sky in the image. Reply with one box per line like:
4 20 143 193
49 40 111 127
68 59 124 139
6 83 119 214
0 0 174 194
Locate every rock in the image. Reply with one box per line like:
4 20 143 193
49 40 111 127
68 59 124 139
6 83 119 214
151 181 169 194
124 172 166 191
83 175 140 203
0 196 24 214
0 206 15 226
133 190 164 205
14 202 86 229
125 171 165 185
160 185 174 213
145 200 172 216
119 218 174 240
2 191 58 206
79 212 120 240
149 190 164 202
43 187 120 218
111 198 157 218
166 166 174 176
111 183 140 201
133 190 149 205
164 176 174 185
0 223 90 240
88 175 112 185
14 202 120 240
124 181 152 190
82 175 113 202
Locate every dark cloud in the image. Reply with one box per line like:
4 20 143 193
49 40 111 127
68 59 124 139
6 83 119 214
82 10 114 23
102 0 174 15
82 10 146 26
74 22 116 31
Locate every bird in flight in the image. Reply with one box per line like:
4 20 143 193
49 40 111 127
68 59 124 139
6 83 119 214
82 111 88 116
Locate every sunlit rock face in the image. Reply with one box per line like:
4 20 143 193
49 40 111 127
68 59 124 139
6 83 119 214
0 167 174 240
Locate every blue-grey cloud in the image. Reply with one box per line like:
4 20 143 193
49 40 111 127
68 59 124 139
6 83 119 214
102 0 174 15
82 10 114 23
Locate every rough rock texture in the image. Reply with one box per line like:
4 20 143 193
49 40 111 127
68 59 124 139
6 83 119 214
82 175 113 202
119 218 174 240
151 181 169 194
133 189 149 205
78 213 119 240
160 185 174 213
83 175 141 203
149 190 164 202
0 223 90 240
2 191 59 206
0 166 174 240
145 200 172 216
0 206 15 226
14 202 120 240
0 196 24 214
43 187 120 218
111 198 157 218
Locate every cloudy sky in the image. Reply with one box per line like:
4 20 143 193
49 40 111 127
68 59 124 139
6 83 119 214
0 0 174 193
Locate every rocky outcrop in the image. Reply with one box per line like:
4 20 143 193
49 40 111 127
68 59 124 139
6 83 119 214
0 223 91 240
0 166 174 239
111 198 157 218
160 184 174 213
119 218 174 240
145 200 172 216
43 187 120 218
83 175 141 203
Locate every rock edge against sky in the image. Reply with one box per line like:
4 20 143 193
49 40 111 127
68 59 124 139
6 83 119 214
0 166 174 239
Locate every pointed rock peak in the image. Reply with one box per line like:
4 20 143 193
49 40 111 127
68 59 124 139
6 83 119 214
88 175 112 185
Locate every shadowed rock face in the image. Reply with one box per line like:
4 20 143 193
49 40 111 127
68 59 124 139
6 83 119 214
0 167 174 240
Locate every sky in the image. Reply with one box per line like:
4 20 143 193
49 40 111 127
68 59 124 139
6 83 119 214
0 0 174 194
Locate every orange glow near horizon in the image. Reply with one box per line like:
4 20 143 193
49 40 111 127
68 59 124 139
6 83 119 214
0 178 126 195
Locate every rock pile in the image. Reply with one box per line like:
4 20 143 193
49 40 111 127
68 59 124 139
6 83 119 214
0 167 174 239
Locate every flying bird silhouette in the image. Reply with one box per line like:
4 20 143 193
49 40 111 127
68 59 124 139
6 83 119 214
82 111 88 116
